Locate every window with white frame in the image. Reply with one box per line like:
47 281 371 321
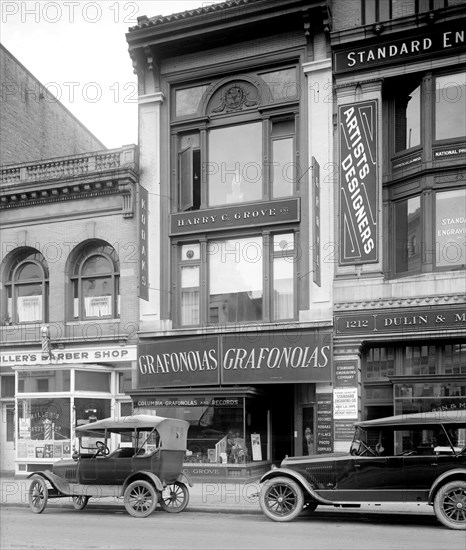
3 249 48 324
70 243 120 320
176 232 297 326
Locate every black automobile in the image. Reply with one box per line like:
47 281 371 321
28 414 192 517
259 410 466 530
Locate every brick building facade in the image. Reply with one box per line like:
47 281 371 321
0 44 105 166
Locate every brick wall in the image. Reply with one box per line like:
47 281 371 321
0 45 106 167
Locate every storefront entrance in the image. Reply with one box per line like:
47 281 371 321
0 403 15 472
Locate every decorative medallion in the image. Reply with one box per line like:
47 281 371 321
211 83 258 114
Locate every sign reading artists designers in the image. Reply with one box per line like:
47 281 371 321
137 329 332 388
339 100 378 265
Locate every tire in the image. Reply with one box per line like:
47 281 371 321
28 476 48 514
259 477 304 522
434 480 466 530
160 482 189 513
72 496 90 510
124 480 158 518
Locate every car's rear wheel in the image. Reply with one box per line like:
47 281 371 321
28 475 48 514
259 477 304 522
434 481 466 530
160 482 189 513
72 496 89 510
124 480 158 518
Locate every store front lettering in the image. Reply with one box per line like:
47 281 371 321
138 349 218 375
223 345 330 370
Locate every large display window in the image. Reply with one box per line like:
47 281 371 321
134 390 268 465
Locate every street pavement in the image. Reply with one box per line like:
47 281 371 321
0 473 435 517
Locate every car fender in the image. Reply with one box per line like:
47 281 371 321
260 467 335 505
176 472 193 487
123 471 164 493
27 470 69 495
428 468 466 503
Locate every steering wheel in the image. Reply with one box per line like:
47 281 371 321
359 441 376 456
93 440 110 457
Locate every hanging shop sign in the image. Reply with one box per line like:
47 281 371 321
312 157 321 287
138 185 149 301
137 329 332 388
335 306 466 335
333 388 358 420
339 100 378 265
170 198 300 235
316 393 333 454
334 25 466 73
334 361 358 387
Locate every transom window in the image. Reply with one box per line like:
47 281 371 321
3 249 49 324
70 243 120 320
177 232 297 326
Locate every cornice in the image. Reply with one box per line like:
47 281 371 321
335 294 465 311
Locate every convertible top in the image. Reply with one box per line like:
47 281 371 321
76 414 189 451
356 409 466 428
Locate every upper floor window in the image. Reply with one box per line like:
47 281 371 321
70 243 120 320
2 249 49 324
173 69 299 213
435 72 466 141
362 0 392 24
416 0 448 13
177 231 297 327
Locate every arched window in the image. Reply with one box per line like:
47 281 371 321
3 250 49 324
70 244 120 320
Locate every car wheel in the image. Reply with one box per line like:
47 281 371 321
160 482 189 513
28 476 48 514
72 496 90 510
434 480 466 530
124 480 158 518
259 477 304 522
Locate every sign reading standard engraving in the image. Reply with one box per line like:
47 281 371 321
170 198 299 235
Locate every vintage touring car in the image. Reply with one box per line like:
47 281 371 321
259 410 466 529
28 414 192 517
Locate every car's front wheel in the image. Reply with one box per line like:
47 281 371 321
28 475 48 514
434 480 466 530
160 482 189 513
259 477 304 522
124 480 158 518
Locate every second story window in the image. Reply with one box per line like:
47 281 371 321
70 243 120 320
362 0 392 24
3 249 49 324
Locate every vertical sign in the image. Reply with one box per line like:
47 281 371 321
138 185 149 301
312 157 321 286
316 393 333 453
339 100 378 265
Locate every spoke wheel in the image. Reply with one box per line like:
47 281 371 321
72 495 90 510
434 481 466 530
259 477 304 522
124 480 158 518
28 476 48 514
160 482 189 513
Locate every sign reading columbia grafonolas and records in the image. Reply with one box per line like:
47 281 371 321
137 329 332 388
339 100 378 265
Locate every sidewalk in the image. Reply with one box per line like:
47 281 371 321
0 474 434 517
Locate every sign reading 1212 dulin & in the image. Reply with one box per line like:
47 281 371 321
339 100 378 265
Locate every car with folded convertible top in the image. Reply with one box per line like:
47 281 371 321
27 414 192 517
259 409 466 530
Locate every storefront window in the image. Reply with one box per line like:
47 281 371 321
74 398 111 426
404 345 436 375
17 397 72 460
75 371 110 392
435 188 466 269
394 83 421 152
365 347 396 379
435 72 466 141
394 381 466 415
394 196 421 275
18 370 70 393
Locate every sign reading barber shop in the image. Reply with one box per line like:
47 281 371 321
137 329 332 388
339 100 378 265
